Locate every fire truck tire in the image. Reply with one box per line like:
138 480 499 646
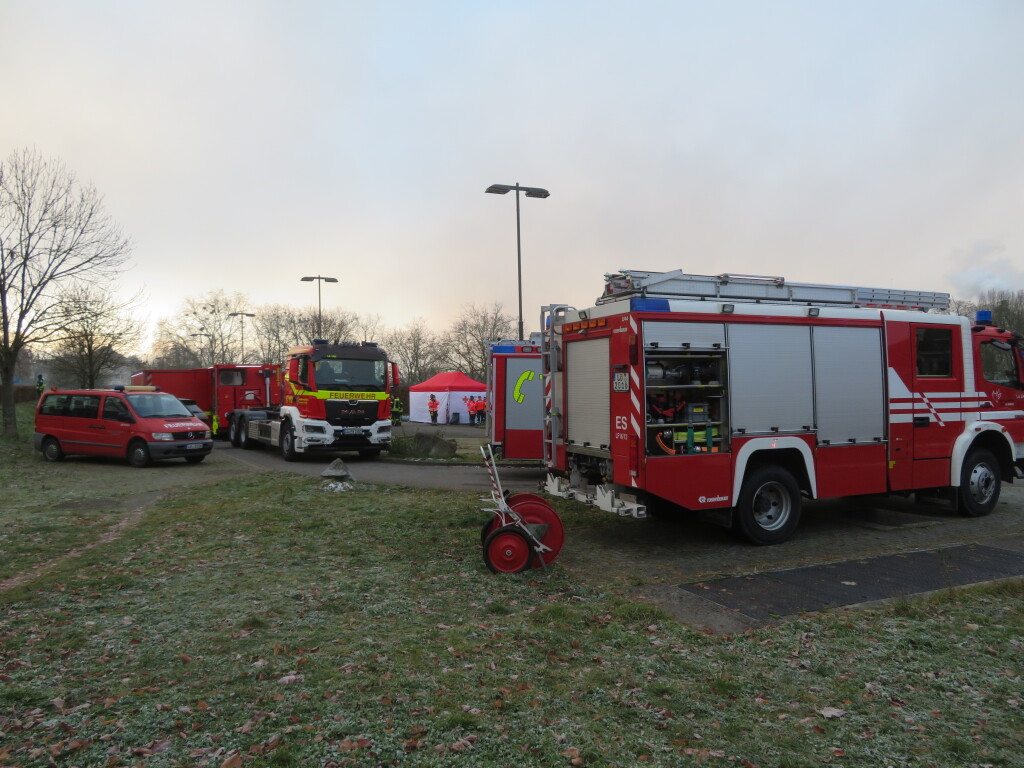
229 417 242 447
483 526 533 574
41 436 64 462
957 448 1000 517
280 422 299 462
237 418 253 450
127 441 152 469
733 465 801 545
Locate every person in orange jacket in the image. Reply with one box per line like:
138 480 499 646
463 395 477 425
473 396 487 426
427 393 440 425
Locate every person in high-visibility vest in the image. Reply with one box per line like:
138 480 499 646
391 395 404 426
473 396 487 426
35 374 46 396
463 395 476 425
427 394 440 425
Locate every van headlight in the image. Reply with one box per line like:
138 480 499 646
152 433 173 441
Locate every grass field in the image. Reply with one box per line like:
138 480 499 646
1 404 1022 767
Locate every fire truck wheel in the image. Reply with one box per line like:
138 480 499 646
483 526 533 574
958 448 1000 517
238 419 253 449
41 436 64 462
280 422 299 462
734 465 801 545
127 441 152 468
229 418 242 447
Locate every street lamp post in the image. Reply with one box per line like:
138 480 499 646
228 312 256 363
485 182 550 341
191 332 213 366
300 275 339 339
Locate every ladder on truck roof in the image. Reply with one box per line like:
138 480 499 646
598 270 950 311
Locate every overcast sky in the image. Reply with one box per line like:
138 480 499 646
3 0 1023 341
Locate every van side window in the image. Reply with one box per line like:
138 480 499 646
103 396 132 422
40 394 69 416
916 328 953 377
68 395 100 419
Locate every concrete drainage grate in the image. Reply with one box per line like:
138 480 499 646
681 544 1024 620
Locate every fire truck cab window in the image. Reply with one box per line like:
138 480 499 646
916 328 952 377
314 359 386 391
297 357 310 386
218 370 245 387
980 340 1020 388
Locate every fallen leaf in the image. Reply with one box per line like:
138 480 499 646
818 707 846 719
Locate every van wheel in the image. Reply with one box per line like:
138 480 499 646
229 418 242 447
733 465 801 545
185 455 206 464
281 422 299 462
958 448 1000 517
42 437 64 462
127 441 152 468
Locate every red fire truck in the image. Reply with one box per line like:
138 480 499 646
541 270 1024 544
226 340 399 460
486 336 544 460
131 364 282 437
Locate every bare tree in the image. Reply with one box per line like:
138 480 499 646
383 318 444 385
946 296 978 319
977 289 1024 333
438 303 516 381
43 283 145 388
249 305 357 364
149 290 251 366
0 148 131 437
353 312 385 343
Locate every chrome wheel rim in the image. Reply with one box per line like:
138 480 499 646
752 481 791 531
969 462 996 505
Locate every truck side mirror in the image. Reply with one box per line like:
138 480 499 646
391 362 400 388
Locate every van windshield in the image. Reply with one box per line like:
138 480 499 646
126 393 193 419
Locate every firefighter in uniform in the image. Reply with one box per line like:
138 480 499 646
35 374 45 396
391 395 404 426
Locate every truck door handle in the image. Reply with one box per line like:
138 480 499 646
913 416 930 427
980 402 993 409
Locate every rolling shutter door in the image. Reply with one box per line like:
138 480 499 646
566 338 610 450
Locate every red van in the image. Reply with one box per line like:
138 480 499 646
33 386 213 467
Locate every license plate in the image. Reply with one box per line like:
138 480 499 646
186 442 203 450
341 428 363 435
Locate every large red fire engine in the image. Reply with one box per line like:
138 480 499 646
541 270 1024 544
486 335 544 460
226 340 399 460
131 364 281 437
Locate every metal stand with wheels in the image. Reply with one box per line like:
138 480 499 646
479 445 564 573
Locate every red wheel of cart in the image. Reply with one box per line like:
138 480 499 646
510 500 565 568
483 526 533 573
505 492 551 509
